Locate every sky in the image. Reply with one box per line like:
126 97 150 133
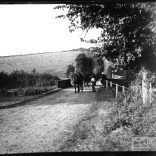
0 4 101 56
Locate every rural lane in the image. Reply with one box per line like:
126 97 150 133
0 85 107 153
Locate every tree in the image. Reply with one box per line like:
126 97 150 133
94 57 104 79
75 53 94 76
55 3 156 71
65 64 75 78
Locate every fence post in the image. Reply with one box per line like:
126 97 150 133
149 82 152 103
116 83 118 98
112 73 114 79
110 81 112 88
106 80 108 89
122 86 125 94
142 68 147 104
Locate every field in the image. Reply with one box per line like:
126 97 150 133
0 48 90 78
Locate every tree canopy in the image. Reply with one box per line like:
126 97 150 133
55 3 156 71
65 64 75 78
75 53 94 76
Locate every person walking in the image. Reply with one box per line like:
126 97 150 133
101 72 107 87
91 75 96 92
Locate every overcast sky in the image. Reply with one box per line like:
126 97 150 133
0 4 101 56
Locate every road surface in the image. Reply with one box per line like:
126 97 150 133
0 85 111 153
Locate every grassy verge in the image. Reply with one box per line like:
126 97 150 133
0 87 60 109
57 87 121 151
58 85 156 151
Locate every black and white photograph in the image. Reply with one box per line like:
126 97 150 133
0 0 156 153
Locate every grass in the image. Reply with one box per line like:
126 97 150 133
57 86 156 151
0 48 90 77
0 86 56 107
57 87 117 151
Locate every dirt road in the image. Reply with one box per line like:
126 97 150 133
0 85 110 153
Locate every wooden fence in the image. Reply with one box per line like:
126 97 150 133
104 78 155 104
103 79 128 98
149 82 156 103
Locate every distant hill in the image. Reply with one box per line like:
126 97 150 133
0 48 91 78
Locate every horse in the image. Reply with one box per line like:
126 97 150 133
78 72 84 91
83 74 91 88
72 73 83 93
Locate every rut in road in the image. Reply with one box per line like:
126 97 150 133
0 86 112 153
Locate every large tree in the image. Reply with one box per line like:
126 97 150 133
75 53 94 76
55 3 156 71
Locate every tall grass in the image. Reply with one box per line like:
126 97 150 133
109 69 156 136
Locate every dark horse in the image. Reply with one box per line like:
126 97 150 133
72 73 83 93
83 74 91 88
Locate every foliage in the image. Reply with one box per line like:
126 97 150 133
55 3 156 71
75 53 94 76
123 66 140 85
0 69 60 90
94 57 104 80
65 64 75 78
0 71 9 89
109 69 156 136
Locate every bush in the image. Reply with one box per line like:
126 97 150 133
109 69 156 136
24 87 35 95
0 71 9 89
0 69 60 90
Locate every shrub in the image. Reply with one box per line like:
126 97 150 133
0 69 60 90
24 87 35 95
0 71 9 89
109 69 156 136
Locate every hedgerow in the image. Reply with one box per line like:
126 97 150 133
0 69 60 90
109 69 156 136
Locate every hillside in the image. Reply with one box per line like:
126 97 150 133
0 48 91 78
